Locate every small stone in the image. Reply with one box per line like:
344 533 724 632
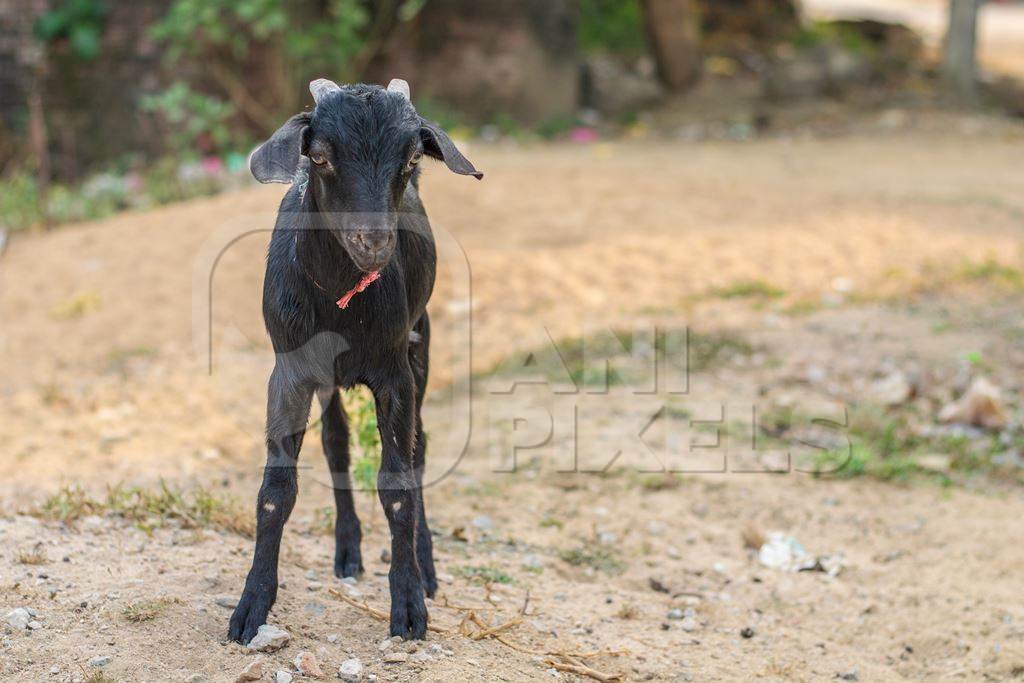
305 570 318 581
471 515 495 530
5 608 31 630
247 624 291 652
426 643 443 656
235 659 263 682
215 596 238 609
837 669 859 681
521 554 543 570
49 666 59 675
274 671 293 683
740 627 755 639
667 608 685 620
378 637 394 652
307 581 323 592
293 651 324 678
27 620 42 630
338 658 363 682
380 548 391 564
88 655 111 667
326 634 338 643
680 617 698 632
340 576 358 586
186 675 208 683
383 651 409 664
409 651 433 663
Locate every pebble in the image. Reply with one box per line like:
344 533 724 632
27 620 42 630
667 609 685 620
307 581 323 592
293 651 324 678
339 657 363 681
88 655 111 667
383 651 409 664
521 554 544 570
235 659 263 682
246 624 291 652
740 627 755 639
274 671 293 683
326 634 339 643
214 596 238 609
680 617 698 632
471 515 495 530
409 651 433 663
4 608 31 630
426 643 444 657
837 669 859 681
380 548 391 564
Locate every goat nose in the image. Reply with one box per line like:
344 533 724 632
353 229 391 252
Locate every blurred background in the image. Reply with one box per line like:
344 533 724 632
1 1 1024 681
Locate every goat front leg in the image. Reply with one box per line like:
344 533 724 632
370 366 427 639
316 387 363 578
229 369 313 644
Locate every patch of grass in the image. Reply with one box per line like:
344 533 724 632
774 405 1004 484
83 673 116 683
616 603 640 619
122 597 177 623
539 516 564 530
632 472 683 491
455 565 514 585
106 346 157 372
16 547 48 565
343 387 380 492
958 259 1024 289
49 291 101 320
559 546 626 575
483 327 758 390
711 280 786 300
33 482 254 537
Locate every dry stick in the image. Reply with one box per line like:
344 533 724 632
327 588 448 633
519 588 531 616
329 588 624 680
470 616 523 641
544 657 622 683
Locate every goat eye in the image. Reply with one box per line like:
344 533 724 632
406 151 423 171
310 152 327 166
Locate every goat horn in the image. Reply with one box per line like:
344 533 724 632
309 78 341 104
387 78 411 101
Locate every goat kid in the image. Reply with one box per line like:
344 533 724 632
228 78 481 644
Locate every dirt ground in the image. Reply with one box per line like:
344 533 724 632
2 115 1024 682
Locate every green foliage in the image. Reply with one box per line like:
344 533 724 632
456 565 514 585
344 387 381 492
579 0 648 57
0 172 42 231
140 83 236 151
33 481 254 537
712 279 786 300
559 546 626 574
152 0 368 80
34 0 108 60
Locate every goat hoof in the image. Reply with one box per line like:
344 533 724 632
228 587 275 645
334 538 363 579
389 572 428 640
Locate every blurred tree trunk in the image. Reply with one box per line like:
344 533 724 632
943 0 980 103
640 0 701 90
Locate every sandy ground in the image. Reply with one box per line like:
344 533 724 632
2 120 1024 681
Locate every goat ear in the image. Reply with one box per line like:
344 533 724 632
419 118 483 180
248 113 311 184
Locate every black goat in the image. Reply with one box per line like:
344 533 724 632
228 78 481 644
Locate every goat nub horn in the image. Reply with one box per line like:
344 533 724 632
310 78 341 104
387 78 411 101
